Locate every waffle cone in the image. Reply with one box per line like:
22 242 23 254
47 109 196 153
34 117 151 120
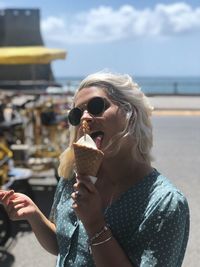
73 143 104 177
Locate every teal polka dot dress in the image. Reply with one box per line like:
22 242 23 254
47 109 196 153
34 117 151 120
50 169 189 267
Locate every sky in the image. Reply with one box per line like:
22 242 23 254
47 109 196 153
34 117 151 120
0 0 200 77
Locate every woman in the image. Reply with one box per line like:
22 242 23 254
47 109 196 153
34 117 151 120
0 72 189 267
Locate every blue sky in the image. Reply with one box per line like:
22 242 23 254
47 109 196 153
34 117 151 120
1 0 200 77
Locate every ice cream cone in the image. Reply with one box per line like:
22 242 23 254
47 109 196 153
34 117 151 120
73 143 104 177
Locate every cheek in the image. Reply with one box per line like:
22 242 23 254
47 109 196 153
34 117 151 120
116 109 127 127
117 117 127 132
76 127 83 139
106 110 127 133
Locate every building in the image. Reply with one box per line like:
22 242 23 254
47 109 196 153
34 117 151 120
0 8 65 90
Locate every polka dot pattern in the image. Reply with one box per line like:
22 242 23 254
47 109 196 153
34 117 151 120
50 169 189 267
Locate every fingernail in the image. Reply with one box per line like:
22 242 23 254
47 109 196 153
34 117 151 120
88 176 97 184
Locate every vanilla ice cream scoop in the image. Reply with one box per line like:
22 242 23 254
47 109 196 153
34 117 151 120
76 134 97 149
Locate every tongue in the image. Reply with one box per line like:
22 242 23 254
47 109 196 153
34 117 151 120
94 135 103 149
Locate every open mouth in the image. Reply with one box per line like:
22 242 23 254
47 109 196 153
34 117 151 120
90 131 104 149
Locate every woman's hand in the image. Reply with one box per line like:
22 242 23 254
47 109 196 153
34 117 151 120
0 190 38 222
71 175 105 236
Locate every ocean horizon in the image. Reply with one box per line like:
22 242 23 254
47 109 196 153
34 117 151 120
56 76 200 95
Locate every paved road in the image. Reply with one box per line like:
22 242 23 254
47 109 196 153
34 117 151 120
152 115 200 267
1 114 200 267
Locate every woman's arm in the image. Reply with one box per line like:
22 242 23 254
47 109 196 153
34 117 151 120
0 190 59 255
86 222 136 267
28 208 59 255
71 178 136 267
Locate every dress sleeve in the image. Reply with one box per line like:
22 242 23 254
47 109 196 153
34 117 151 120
49 178 65 223
137 190 190 267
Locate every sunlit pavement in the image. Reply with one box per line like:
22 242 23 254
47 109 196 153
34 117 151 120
149 95 200 115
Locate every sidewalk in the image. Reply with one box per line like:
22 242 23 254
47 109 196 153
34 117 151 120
148 95 200 115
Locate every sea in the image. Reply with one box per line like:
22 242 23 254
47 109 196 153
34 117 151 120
55 76 200 96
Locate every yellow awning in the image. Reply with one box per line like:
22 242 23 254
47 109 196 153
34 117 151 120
0 46 67 64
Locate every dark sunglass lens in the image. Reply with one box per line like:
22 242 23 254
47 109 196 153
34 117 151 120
88 97 105 115
68 108 82 126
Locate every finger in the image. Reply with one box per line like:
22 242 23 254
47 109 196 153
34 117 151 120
0 190 6 199
9 198 26 207
71 191 82 202
16 208 27 218
73 182 91 196
72 202 78 209
74 190 81 199
6 196 22 214
12 203 26 210
7 200 16 215
7 202 27 220
1 190 15 205
0 192 6 202
75 177 96 193
0 190 10 200
8 206 23 221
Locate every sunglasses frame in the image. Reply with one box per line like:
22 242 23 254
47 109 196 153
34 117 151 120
68 96 109 126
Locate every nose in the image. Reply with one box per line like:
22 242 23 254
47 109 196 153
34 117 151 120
80 110 93 124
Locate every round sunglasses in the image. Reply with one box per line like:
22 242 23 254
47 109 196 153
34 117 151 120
68 96 109 126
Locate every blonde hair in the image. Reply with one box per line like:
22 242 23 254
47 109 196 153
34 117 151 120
58 71 154 179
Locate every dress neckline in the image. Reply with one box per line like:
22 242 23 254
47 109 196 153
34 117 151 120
103 168 159 214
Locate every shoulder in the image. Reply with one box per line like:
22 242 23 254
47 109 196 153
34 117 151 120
145 172 189 222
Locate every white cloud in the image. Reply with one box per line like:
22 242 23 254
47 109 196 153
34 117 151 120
41 2 200 44
41 17 66 33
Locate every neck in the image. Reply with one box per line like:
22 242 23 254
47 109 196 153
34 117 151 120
96 154 152 209
97 151 152 188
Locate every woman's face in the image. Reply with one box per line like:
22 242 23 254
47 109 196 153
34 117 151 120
74 86 127 154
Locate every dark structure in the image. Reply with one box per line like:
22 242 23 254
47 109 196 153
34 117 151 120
0 8 56 90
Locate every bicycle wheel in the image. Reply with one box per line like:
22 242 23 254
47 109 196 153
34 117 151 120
0 205 11 246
